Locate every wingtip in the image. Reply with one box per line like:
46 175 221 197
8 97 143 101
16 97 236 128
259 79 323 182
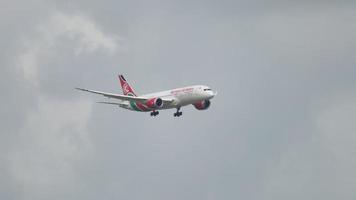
75 87 86 92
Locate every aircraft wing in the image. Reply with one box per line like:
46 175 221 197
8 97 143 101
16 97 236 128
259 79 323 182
96 101 127 106
75 87 174 104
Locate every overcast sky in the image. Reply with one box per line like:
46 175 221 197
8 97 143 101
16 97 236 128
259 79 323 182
1 0 356 199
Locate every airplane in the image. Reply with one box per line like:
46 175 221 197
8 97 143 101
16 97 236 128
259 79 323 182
75 75 217 117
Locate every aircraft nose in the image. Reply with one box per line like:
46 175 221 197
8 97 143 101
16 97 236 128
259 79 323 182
207 91 217 99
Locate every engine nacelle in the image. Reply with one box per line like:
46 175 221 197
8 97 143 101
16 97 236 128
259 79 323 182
193 100 211 110
146 98 163 108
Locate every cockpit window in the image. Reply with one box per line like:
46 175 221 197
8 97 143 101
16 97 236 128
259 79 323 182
204 88 211 91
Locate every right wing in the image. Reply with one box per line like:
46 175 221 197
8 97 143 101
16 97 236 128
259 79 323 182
75 87 174 104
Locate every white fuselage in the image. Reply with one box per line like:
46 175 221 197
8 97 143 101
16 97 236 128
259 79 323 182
121 85 216 111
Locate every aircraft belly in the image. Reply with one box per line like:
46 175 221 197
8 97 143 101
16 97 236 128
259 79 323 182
173 96 193 107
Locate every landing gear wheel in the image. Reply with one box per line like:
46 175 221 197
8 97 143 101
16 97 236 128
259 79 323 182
150 111 159 117
174 108 182 117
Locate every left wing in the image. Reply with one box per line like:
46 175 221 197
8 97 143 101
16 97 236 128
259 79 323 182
96 101 127 106
75 87 174 104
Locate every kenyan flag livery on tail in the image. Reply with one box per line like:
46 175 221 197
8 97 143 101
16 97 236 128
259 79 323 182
118 74 145 111
118 75 136 96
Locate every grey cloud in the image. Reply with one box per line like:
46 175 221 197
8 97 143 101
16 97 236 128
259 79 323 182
1 1 356 200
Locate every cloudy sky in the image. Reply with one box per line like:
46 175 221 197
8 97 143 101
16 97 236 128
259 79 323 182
1 0 356 199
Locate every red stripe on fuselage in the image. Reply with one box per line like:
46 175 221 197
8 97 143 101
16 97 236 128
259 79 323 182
136 102 150 111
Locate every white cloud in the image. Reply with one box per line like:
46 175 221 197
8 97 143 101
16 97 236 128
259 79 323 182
18 12 119 85
7 11 120 199
9 96 92 199
42 12 118 54
19 45 41 86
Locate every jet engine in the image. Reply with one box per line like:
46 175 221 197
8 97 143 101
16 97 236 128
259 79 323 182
193 100 211 110
146 98 163 108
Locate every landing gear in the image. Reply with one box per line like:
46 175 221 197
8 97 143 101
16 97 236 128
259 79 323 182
174 107 182 117
150 110 159 117
174 112 182 117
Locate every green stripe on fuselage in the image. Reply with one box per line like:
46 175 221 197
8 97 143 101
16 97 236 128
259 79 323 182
130 101 142 111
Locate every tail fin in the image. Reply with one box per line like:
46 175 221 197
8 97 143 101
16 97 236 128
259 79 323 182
118 74 137 96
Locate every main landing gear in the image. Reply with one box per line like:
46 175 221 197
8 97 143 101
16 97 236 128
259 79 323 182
150 110 159 117
174 107 182 117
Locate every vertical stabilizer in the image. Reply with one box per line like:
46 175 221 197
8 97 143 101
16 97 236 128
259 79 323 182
118 75 137 96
